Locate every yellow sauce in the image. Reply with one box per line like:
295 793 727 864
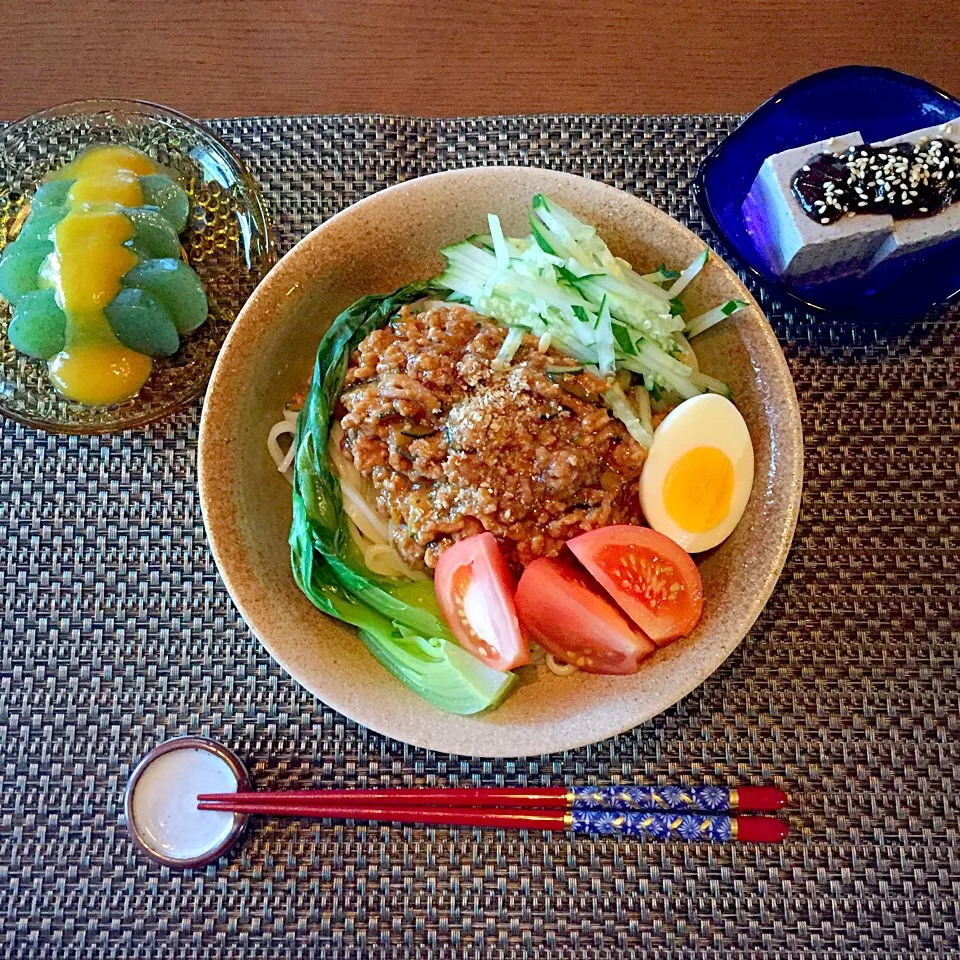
45 145 159 405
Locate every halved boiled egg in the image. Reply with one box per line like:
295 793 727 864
639 394 754 553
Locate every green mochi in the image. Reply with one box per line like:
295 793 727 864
123 258 208 334
0 243 52 305
126 207 181 259
7 289 67 359
17 205 65 246
104 287 180 358
30 180 73 210
140 175 190 234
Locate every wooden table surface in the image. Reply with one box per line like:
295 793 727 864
1 0 957 120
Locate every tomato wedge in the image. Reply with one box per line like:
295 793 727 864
434 533 529 672
515 557 654 675
566 525 703 646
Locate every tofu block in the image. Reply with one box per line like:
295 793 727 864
869 121 960 267
742 133 893 283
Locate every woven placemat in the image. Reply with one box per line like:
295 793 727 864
1 113 958 959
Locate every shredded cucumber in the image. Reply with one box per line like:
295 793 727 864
641 265 681 284
492 326 525 370
595 296 616 378
686 299 747 339
635 385 654 437
436 195 740 447
667 248 709 297
602 380 653 448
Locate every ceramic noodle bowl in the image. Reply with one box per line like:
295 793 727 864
199 166 803 757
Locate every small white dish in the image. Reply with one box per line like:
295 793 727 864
124 736 249 869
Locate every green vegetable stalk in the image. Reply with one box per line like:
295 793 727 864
289 281 517 714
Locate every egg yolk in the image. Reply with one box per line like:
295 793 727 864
662 446 735 533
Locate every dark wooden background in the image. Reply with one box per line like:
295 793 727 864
1 0 956 119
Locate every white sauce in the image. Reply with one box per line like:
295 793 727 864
131 747 238 861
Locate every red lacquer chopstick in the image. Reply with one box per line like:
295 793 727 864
197 785 787 813
195 798 788 842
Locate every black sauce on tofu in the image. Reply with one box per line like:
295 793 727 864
792 137 960 225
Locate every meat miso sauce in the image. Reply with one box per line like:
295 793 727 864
338 304 647 571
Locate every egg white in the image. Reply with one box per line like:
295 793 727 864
639 394 754 553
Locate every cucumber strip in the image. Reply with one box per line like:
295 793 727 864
437 267 485 301
595 296 616 378
488 214 511 269
635 336 697 379
611 322 636 357
536 195 596 243
530 206 579 261
635 385 654 437
532 197 593 269
575 280 680 351
619 354 700 400
685 299 747 338
689 370 733 399
492 326 525 370
442 240 500 274
641 265 681 284
522 241 564 267
529 215 557 255
667 248 709 297
671 331 699 372
582 273 672 318
487 266 593 320
615 266 673 304
602 381 653 448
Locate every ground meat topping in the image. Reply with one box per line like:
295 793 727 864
338 303 647 570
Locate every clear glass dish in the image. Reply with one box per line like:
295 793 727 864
693 66 960 321
0 98 275 433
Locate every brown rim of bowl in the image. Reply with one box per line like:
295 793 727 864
0 97 276 436
124 736 250 870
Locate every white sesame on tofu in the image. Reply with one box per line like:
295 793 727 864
869 121 960 268
742 132 893 282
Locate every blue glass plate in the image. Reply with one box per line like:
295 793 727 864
693 66 960 320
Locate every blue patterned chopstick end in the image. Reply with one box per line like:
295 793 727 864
571 785 732 813
571 810 733 842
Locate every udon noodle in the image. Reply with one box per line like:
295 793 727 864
267 412 425 580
